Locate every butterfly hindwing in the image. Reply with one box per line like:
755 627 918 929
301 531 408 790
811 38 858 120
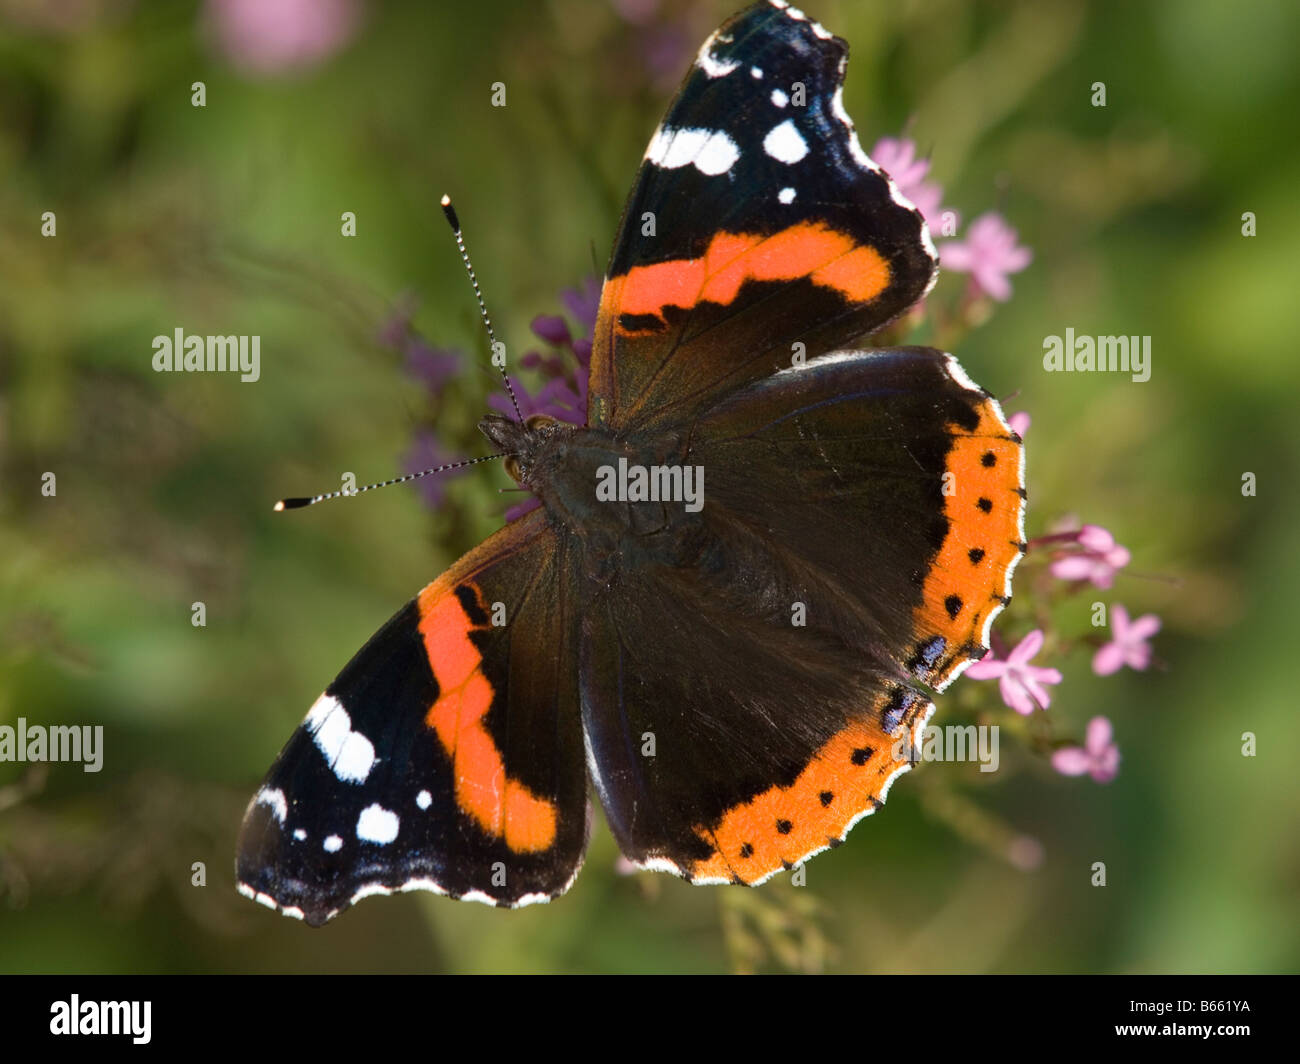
581 555 934 883
236 510 589 924
580 348 1023 883
588 0 938 431
694 346 1026 691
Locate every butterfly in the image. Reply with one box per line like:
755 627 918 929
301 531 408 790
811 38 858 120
236 0 1025 925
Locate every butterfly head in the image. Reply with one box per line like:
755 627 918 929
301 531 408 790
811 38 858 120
479 412 568 486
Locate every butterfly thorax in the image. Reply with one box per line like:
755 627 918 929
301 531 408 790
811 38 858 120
479 412 704 576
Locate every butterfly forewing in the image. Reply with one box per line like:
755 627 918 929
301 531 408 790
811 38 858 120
237 510 589 923
588 0 938 431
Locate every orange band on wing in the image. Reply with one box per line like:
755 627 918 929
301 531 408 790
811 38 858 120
419 577 557 853
913 401 1023 673
690 690 922 883
610 223 890 331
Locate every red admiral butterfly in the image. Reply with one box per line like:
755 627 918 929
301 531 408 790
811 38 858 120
237 0 1025 925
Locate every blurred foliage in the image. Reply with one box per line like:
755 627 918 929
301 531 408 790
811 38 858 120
1 0 1297 974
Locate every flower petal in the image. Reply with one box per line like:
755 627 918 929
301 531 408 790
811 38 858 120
1085 716 1113 754
1001 675 1036 715
1092 642 1124 676
963 657 1006 680
1109 603 1131 636
1050 556 1096 582
1051 747 1092 776
1009 628 1045 665
1077 524 1116 552
1128 614 1162 641
1093 744 1120 783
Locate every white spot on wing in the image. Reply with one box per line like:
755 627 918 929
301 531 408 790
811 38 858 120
293 828 307 841
695 32 739 78
751 66 763 78
778 186 796 203
416 789 432 810
763 119 809 164
323 834 343 852
771 0 833 39
356 803 400 845
254 786 288 824
771 88 789 108
305 693 376 783
646 126 740 176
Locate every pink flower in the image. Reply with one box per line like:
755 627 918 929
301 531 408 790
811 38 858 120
869 137 952 233
205 0 363 76
1092 605 1161 676
1050 523 1130 589
1052 716 1120 783
939 212 1032 301
963 629 1062 715
1007 411 1031 439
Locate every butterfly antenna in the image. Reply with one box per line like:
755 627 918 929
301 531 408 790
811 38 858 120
274 453 508 512
441 194 525 424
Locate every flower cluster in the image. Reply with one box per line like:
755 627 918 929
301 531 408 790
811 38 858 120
867 141 1156 788
958 417 1161 785
869 136 1032 304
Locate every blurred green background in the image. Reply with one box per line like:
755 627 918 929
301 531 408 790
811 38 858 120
1 0 1297 974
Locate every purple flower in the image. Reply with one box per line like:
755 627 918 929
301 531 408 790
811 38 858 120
1052 716 1120 783
495 275 599 427
963 629 1062 715
404 341 461 393
530 314 571 347
561 276 602 363
1007 411 1031 439
1092 605 1161 676
402 430 466 510
488 375 585 425
504 496 542 523
378 297 462 395
939 212 1032 302
204 0 363 76
488 278 600 518
1050 523 1130 589
869 137 952 234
